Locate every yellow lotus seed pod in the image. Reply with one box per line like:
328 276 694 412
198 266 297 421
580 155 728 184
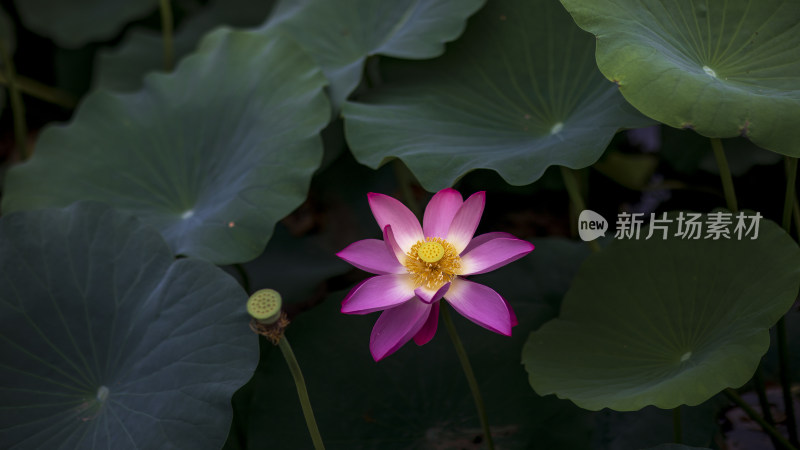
247 289 282 323
417 241 445 263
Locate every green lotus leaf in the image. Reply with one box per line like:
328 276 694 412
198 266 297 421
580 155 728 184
342 0 653 192
227 238 593 449
94 0 275 91
0 202 258 449
13 0 156 48
559 0 800 156
2 28 330 265
523 212 800 411
260 0 485 108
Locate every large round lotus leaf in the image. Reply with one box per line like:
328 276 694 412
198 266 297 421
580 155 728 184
342 0 653 192
559 0 800 156
2 28 330 265
13 0 156 48
260 0 484 108
523 212 800 411
94 0 275 91
0 202 258 449
226 239 593 449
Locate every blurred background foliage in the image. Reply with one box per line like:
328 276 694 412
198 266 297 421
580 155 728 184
1 0 799 449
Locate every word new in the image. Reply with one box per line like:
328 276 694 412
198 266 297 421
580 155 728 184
578 210 608 242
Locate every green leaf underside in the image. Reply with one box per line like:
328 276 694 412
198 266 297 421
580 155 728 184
228 238 593 449
2 28 330 265
13 0 156 48
343 0 653 192
560 0 800 156
523 212 800 411
94 0 275 92
261 0 485 108
0 202 257 449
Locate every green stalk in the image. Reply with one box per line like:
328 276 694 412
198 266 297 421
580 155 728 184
393 160 421 218
753 368 775 427
0 73 77 108
710 138 738 213
780 156 799 448
777 319 798 447
725 388 798 450
752 367 780 449
159 0 175 71
783 157 797 232
672 406 682 444
711 139 794 446
0 39 28 161
560 166 600 253
441 303 494 450
278 336 325 450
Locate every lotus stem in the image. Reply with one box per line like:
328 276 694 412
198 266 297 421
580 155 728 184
779 156 799 447
560 166 600 252
710 138 738 213
725 388 797 450
247 290 324 448
278 336 325 450
672 406 681 444
393 160 421 218
777 319 799 448
441 303 495 450
0 39 28 161
752 367 783 450
159 0 175 71
783 157 797 232
0 73 77 108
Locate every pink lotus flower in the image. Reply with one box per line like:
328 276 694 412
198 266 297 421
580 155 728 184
337 188 535 361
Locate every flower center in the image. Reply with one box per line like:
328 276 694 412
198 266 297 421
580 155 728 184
405 237 461 290
417 241 445 263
